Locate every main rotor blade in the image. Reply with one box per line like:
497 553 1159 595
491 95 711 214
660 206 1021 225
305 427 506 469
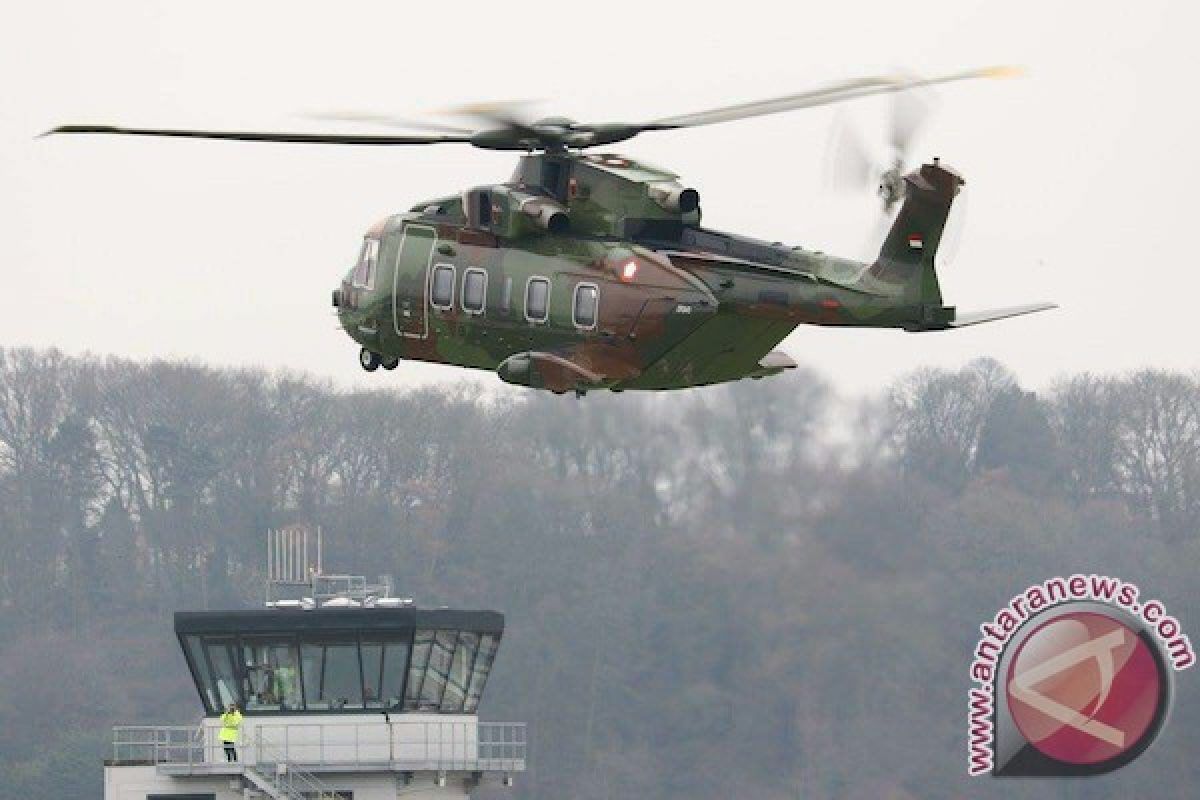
645 65 1020 131
45 66 1019 154
302 111 475 135
42 124 472 146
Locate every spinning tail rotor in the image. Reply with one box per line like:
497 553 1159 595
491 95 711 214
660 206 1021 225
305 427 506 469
825 88 930 214
824 79 979 267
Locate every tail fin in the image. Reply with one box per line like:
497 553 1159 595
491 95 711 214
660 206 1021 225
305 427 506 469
864 159 1058 331
867 159 962 316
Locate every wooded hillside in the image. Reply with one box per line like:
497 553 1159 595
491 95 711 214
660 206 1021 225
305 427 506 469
1 348 1197 798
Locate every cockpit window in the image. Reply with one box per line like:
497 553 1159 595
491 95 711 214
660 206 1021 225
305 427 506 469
352 239 379 289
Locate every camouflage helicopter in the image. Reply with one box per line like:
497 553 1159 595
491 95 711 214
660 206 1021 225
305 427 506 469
48 66 1053 395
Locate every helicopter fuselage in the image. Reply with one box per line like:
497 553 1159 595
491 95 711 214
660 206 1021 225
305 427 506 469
334 151 960 393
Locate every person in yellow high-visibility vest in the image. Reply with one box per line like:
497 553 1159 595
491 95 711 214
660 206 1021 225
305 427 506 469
219 704 243 762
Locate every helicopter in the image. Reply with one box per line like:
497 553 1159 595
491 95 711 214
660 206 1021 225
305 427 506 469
47 66 1053 395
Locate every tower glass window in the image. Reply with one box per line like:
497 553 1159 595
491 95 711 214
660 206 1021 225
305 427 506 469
440 632 479 713
360 641 384 709
464 634 498 713
183 636 218 710
302 640 364 710
405 630 434 709
242 638 302 711
360 638 410 710
418 631 459 710
204 639 240 709
382 639 410 710
176 608 503 715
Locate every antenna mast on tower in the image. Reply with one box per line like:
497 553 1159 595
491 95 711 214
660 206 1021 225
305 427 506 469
265 524 404 608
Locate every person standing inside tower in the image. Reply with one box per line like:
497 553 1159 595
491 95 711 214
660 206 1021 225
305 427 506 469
220 703 243 762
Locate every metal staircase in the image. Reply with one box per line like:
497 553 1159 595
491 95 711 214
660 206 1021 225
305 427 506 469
246 740 340 800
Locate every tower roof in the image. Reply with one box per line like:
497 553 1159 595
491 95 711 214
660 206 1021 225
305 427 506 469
175 607 504 636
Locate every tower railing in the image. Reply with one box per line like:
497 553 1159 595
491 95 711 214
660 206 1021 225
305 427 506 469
254 720 526 771
110 721 527 773
111 725 206 767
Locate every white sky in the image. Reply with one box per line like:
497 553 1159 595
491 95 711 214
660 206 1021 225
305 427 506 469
2 0 1196 397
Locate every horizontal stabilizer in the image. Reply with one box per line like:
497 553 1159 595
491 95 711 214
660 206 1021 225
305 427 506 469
748 350 796 376
950 302 1057 328
758 351 798 371
745 350 798 380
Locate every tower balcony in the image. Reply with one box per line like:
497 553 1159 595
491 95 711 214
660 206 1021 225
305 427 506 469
109 719 527 774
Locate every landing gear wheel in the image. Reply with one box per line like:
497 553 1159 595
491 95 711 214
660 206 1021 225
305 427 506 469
359 348 381 372
381 356 400 371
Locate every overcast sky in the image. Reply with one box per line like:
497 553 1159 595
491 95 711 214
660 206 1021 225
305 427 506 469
2 1 1196 397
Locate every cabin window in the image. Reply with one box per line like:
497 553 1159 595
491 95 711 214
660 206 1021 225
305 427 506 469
352 239 379 289
573 283 598 329
525 277 550 322
462 268 487 314
431 264 455 310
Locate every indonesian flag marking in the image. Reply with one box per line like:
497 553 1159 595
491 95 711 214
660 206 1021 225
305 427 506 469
908 234 924 250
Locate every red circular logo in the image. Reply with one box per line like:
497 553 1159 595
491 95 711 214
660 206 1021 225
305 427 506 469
1005 611 1163 765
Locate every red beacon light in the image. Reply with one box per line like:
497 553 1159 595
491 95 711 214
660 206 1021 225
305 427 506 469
620 260 639 282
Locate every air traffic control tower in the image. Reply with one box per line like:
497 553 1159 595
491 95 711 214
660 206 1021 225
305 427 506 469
105 527 526 799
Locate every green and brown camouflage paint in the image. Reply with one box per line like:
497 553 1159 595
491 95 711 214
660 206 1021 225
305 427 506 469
336 153 966 394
